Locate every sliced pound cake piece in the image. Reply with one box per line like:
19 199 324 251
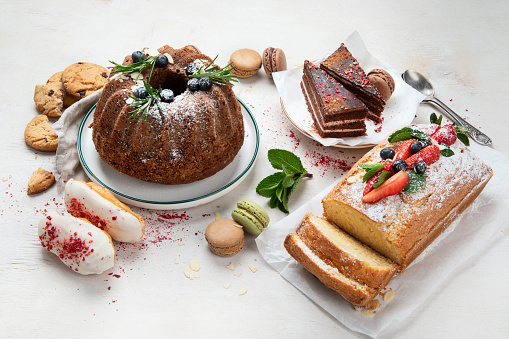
284 213 398 306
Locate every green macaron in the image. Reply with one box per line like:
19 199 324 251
231 199 270 235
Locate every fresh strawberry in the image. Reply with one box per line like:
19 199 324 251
405 144 440 169
395 139 416 160
363 161 393 196
362 170 409 203
419 124 440 136
431 124 457 145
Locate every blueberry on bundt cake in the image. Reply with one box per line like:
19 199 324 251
92 45 244 185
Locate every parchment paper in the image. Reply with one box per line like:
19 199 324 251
255 142 508 337
273 31 426 147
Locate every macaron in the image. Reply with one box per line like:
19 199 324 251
228 49 262 78
231 200 270 236
205 219 245 257
262 47 287 79
367 69 395 101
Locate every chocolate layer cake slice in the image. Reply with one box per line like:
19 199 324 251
301 60 367 138
320 44 385 123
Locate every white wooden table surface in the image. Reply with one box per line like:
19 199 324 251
1 1 508 338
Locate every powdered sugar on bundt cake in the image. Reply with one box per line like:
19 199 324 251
92 45 244 185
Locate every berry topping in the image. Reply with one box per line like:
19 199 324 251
431 124 457 146
199 77 213 91
155 54 169 67
362 162 392 196
419 123 440 136
380 148 395 160
362 170 409 203
160 89 174 103
392 159 408 173
133 87 148 99
405 144 440 170
395 139 416 160
414 160 427 174
132 51 145 63
187 78 200 91
186 64 199 76
410 140 423 154
420 140 431 149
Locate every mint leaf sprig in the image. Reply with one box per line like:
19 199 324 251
256 149 312 214
189 55 238 86
127 81 163 123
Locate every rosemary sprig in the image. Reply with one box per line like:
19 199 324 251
189 55 238 86
109 55 157 83
127 81 163 123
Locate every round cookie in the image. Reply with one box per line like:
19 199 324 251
62 62 110 99
33 84 63 117
367 69 395 102
228 49 262 78
24 115 58 152
46 71 79 107
205 218 245 256
27 168 55 195
262 47 287 79
231 199 270 235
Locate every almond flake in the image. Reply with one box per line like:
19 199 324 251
190 260 200 272
249 266 258 273
383 290 395 302
223 283 231 289
361 309 373 317
238 288 247 296
226 262 235 271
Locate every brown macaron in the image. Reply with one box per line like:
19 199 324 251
228 49 262 78
367 69 395 101
262 47 287 79
205 219 245 257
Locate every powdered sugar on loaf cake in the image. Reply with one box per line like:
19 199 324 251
323 124 493 268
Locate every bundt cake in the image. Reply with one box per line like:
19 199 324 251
92 45 244 185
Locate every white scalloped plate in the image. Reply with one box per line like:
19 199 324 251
77 99 259 210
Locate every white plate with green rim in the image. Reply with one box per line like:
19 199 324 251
77 98 259 210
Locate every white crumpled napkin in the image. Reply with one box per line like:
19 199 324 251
273 31 426 147
53 90 102 192
255 143 508 337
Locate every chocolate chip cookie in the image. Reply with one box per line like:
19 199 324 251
46 71 79 107
33 84 64 117
24 115 58 152
62 62 109 99
27 168 55 195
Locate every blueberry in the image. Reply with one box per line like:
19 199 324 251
380 148 395 160
199 77 213 91
410 140 423 154
155 54 169 67
132 51 145 63
414 161 427 174
187 78 200 91
160 89 174 103
392 159 408 173
133 87 148 99
186 64 199 76
420 140 431 149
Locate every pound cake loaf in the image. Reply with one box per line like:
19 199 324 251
322 124 493 269
285 214 397 306
93 45 244 185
